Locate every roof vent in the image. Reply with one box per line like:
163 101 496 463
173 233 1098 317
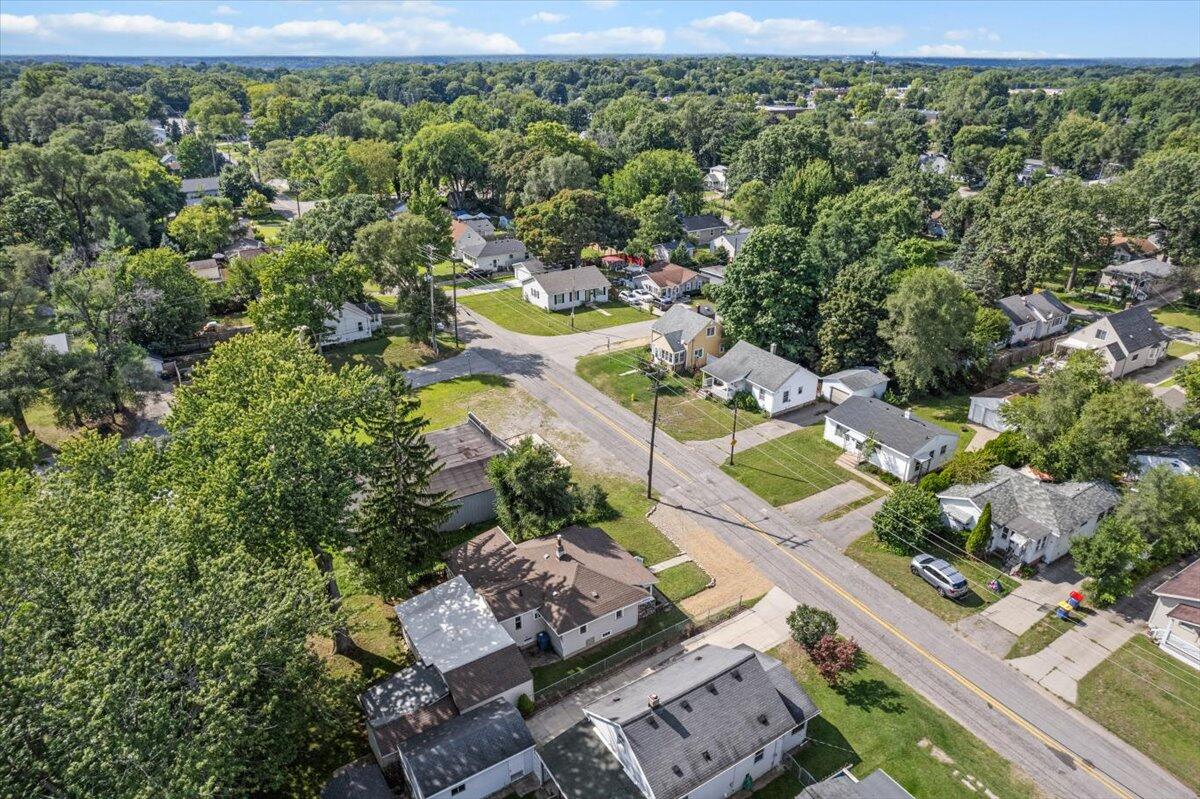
903 408 913 420
758 713 769 725
680 700 692 712
648 693 660 708
647 717 659 729
706 683 718 695
731 669 742 682
591 591 600 598
555 534 566 559
672 766 683 777
702 751 712 762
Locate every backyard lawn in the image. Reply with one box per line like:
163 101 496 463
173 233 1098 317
1155 307 1200 333
416 374 515 431
1167 339 1200 358
845 534 1018 623
576 349 767 441
577 471 679 566
906 392 976 450
1005 613 1076 660
655 561 711 603
324 333 460 373
459 288 653 335
1077 635 1200 791
251 216 286 244
721 426 866 506
753 641 1041 798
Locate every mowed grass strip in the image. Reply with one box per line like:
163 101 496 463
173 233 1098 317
752 641 1042 798
655 561 711 603
905 391 976 450
415 374 514 431
1005 613 1076 660
577 471 679 566
459 288 653 335
324 333 460 372
1077 635 1200 791
721 426 861 506
576 348 767 441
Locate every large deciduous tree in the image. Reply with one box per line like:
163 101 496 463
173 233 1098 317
400 121 491 209
281 193 388 257
116 247 208 346
879 267 978 396
166 199 235 259
872 483 944 553
487 438 579 541
248 242 365 340
601 149 704 214
516 189 631 267
817 255 894 373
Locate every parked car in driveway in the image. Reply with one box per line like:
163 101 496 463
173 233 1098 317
910 554 969 599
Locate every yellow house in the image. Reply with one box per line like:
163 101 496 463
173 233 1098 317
649 303 724 372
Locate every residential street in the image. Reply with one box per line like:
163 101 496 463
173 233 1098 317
453 305 1195 799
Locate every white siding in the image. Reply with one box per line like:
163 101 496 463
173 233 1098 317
439 490 497 532
322 303 381 345
555 602 641 658
823 418 956 481
747 368 818 417
417 746 542 799
498 608 548 650
819 379 887 403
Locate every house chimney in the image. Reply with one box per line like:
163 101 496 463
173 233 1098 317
555 534 565 559
769 342 777 354
904 409 912 420
648 694 660 708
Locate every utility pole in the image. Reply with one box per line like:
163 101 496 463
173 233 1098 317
641 361 663 499
728 402 739 466
424 244 439 357
450 257 460 349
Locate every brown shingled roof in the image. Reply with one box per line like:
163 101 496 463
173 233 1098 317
445 525 656 633
1154 560 1200 602
441 645 532 710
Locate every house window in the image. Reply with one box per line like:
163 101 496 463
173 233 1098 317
1095 329 1107 340
603 631 611 638
757 388 765 400
579 624 588 634
706 326 715 337
554 293 564 305
940 445 947 455
782 390 790 403
719 342 727 353
694 348 704 360
451 785 466 796
515 616 522 630
616 609 623 619
754 749 764 763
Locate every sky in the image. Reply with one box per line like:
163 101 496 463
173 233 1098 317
1 1 1198 59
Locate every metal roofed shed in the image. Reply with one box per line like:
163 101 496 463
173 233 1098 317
798 768 914 799
425 414 509 531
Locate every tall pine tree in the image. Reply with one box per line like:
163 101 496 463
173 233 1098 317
353 368 453 598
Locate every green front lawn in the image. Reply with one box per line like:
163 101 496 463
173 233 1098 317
1167 339 1200 358
578 471 678 566
655 561 711 603
1005 613 1076 660
845 534 1018 623
459 288 653 335
324 333 460 373
576 349 767 441
416 374 515 431
252 220 285 244
1077 635 1200 791
906 392 976 450
1155 307 1200 333
531 605 688 690
721 426 867 507
754 641 1041 798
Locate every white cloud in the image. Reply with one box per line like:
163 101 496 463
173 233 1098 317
584 0 619 9
0 10 522 55
909 43 1065 58
542 26 664 53
690 11 904 50
524 11 566 25
213 4 239 16
944 27 1000 42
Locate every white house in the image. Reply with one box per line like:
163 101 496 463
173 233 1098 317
967 381 1039 432
460 238 528 274
446 526 657 659
995 290 1073 345
1148 560 1200 670
178 176 220 205
823 396 958 482
512 258 547 283
322 300 383 345
41 332 70 355
937 465 1120 566
819 367 889 404
396 700 543 799
577 645 819 799
1054 305 1168 378
701 341 818 417
450 218 495 260
522 265 610 311
633 263 704 301
1100 258 1176 301
1017 159 1062 186
710 228 752 261
680 214 728 246
703 165 729 194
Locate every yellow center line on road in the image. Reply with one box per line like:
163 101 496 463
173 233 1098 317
541 372 1136 799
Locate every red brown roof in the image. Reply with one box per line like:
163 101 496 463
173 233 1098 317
1154 560 1200 601
643 263 700 289
1167 604 1200 627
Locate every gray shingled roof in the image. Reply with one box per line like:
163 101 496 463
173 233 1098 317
529 265 611 295
539 722 644 799
680 214 726 232
425 420 508 501
461 237 526 259
798 770 914 799
1106 305 1168 352
179 176 219 193
584 645 818 799
398 699 534 798
825 396 957 456
321 758 394 799
360 663 448 727
821 367 888 392
701 340 810 392
652 304 712 353
995 290 1071 325
937 465 1120 541
1104 257 1174 279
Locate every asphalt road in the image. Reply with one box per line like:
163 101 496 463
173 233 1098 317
456 304 1195 799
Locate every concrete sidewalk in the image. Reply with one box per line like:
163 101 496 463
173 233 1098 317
1009 615 1136 703
526 587 797 743
403 349 501 388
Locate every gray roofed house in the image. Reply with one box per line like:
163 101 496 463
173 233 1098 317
995 290 1072 345
582 645 818 799
798 769 914 799
649 303 723 372
702 340 819 417
397 699 538 799
425 415 509 531
539 722 644 799
680 214 727 245
361 663 449 728
460 236 528 274
321 758 395 799
526 264 611 295
823 396 959 482
652 304 711 354
968 381 1038 432
938 465 1121 565
1102 257 1176 300
819 367 889 404
179 176 220 194
1055 305 1168 378
460 237 526 260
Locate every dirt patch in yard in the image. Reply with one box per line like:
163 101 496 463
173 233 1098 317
648 503 773 617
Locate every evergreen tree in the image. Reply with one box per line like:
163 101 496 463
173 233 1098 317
966 502 991 555
353 369 453 597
